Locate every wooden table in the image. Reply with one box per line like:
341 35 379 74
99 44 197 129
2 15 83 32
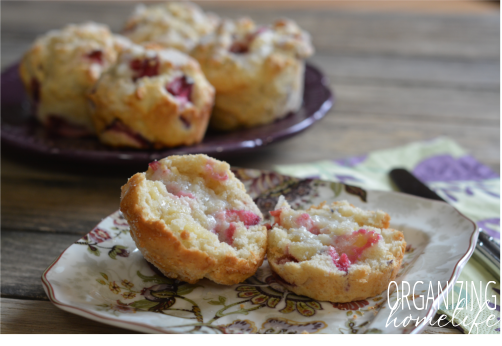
1 1 499 334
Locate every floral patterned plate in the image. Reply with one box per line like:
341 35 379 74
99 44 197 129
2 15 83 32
41 169 478 334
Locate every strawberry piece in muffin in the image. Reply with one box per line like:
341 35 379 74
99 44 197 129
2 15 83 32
166 75 193 103
88 44 214 148
130 56 160 80
86 50 104 64
229 27 268 54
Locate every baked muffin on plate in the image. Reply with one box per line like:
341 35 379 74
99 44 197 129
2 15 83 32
191 17 314 131
123 1 219 53
267 197 406 302
120 155 267 285
88 44 214 149
19 22 128 137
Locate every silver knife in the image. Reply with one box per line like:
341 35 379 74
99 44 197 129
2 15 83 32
389 168 500 277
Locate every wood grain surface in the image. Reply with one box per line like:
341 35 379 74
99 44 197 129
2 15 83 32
1 298 137 334
0 297 462 334
1 0 498 334
2 231 84 300
28 0 500 13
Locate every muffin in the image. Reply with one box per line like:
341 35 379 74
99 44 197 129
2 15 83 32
267 197 406 302
88 44 215 149
19 22 128 137
191 17 314 131
120 155 267 285
123 1 219 53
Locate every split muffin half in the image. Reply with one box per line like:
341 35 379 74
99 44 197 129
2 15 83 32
120 154 267 285
267 197 406 302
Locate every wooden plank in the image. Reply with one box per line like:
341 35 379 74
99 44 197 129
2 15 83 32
0 297 461 334
0 147 145 180
1 2 499 63
1 231 82 300
199 0 498 14
311 53 499 90
302 12 499 59
225 110 500 174
38 0 500 13
0 1 134 33
1 298 137 333
1 175 123 234
1 40 30 70
331 83 499 123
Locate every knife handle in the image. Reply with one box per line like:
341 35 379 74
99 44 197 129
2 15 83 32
389 168 445 202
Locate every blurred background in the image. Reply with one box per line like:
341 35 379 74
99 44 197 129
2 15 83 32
2 0 499 172
9 0 500 13
2 0 500 66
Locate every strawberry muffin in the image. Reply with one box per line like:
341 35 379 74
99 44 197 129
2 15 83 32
191 17 314 130
123 1 219 53
267 197 406 302
120 155 267 285
88 44 214 148
19 22 128 137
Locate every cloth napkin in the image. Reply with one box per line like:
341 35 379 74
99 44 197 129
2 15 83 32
274 137 500 334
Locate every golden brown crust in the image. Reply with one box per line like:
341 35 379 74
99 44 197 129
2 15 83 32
191 18 313 131
121 174 212 283
120 156 267 285
89 46 215 148
268 231 405 302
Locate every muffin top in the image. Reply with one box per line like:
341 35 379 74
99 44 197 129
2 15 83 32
94 43 213 109
192 17 314 64
88 43 215 148
123 1 219 52
191 17 314 90
22 22 126 84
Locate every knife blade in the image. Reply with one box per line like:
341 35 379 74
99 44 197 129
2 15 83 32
389 168 500 277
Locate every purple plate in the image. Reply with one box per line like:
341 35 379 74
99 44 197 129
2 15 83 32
1 63 333 166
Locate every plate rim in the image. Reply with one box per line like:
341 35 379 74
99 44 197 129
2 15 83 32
41 217 175 334
41 176 478 334
369 189 479 334
2 63 333 166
